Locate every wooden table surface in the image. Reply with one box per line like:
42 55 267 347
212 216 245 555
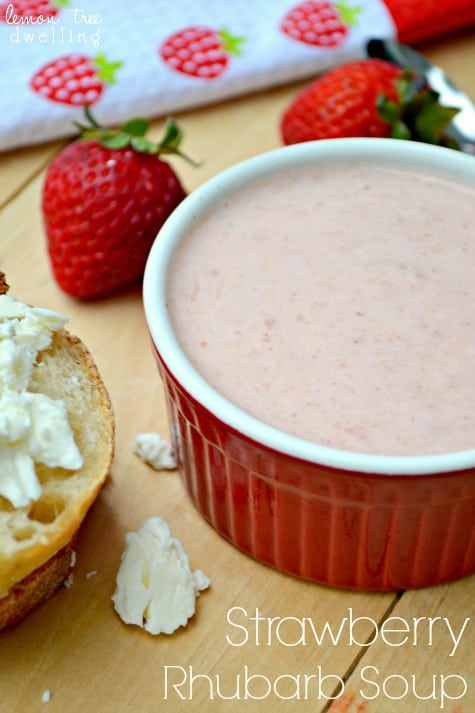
1 30 474 713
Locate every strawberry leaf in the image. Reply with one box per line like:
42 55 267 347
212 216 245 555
376 70 461 150
100 132 131 149
395 71 425 104
376 96 401 124
74 107 199 164
121 118 149 137
414 96 460 144
158 118 183 152
130 137 157 153
390 120 411 140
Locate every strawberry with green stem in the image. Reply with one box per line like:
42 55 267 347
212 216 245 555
42 108 195 299
30 53 123 107
377 71 461 147
281 59 461 148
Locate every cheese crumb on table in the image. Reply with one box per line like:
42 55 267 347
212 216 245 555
112 517 210 635
132 432 177 470
63 573 74 589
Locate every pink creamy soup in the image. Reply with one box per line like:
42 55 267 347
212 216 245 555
166 162 475 456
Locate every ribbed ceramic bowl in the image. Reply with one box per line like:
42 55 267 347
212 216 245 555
143 138 475 591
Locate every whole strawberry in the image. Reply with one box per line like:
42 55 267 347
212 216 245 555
281 59 461 147
281 59 401 143
42 111 189 299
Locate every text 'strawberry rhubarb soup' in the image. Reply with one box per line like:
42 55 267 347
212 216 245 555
144 139 475 591
166 162 474 456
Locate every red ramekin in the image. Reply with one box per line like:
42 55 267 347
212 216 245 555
143 138 475 591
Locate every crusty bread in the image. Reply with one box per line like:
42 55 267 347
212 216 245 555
0 536 78 630
0 321 114 629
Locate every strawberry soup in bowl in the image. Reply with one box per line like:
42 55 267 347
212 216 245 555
143 138 475 591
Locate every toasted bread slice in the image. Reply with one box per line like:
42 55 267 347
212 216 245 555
0 327 114 629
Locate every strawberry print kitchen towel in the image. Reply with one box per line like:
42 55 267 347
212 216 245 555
0 0 474 151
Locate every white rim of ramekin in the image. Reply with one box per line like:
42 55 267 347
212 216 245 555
144 138 475 476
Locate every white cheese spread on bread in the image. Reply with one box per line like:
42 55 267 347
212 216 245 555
0 294 83 508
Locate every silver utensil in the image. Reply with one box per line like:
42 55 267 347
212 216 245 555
367 38 475 155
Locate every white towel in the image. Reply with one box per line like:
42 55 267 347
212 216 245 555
0 0 397 151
